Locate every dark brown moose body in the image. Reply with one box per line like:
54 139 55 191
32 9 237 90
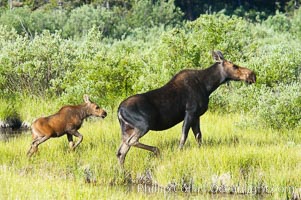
27 95 107 157
117 51 256 166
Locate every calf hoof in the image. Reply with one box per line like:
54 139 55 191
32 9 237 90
153 147 160 157
27 146 38 157
27 151 33 157
69 142 74 149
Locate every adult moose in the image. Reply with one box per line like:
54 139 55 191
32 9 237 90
27 94 107 157
117 51 256 166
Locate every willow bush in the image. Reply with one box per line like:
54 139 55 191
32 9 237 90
0 10 300 129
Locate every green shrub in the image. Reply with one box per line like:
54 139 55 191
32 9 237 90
0 26 77 96
58 28 142 107
0 1 182 39
254 83 301 129
62 5 112 39
263 11 291 32
0 10 300 131
245 31 301 86
0 8 67 37
290 8 301 39
209 83 258 114
186 14 252 62
0 7 31 35
127 0 182 29
210 82 301 130
28 9 68 35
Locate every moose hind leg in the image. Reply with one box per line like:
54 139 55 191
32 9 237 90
133 142 160 156
191 118 202 146
117 125 159 167
27 135 50 157
116 125 134 167
127 128 160 156
179 112 196 149
117 142 131 167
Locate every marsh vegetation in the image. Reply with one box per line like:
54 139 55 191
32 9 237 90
0 1 300 199
0 112 300 199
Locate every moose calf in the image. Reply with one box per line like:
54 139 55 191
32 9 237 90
27 94 107 157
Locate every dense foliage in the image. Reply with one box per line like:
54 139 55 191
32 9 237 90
0 1 183 39
1 0 298 20
0 1 300 129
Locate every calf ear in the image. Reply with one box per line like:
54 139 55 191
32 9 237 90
212 51 224 62
83 94 91 103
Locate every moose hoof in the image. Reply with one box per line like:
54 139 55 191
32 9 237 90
178 144 184 150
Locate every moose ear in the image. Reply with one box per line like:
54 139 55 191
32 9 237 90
83 94 91 103
212 51 224 63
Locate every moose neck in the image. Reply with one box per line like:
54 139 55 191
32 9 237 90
201 63 227 95
77 104 91 120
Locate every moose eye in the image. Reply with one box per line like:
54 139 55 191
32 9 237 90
233 65 239 69
95 106 100 109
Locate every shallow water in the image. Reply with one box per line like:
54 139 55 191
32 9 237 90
0 129 30 141
114 184 273 199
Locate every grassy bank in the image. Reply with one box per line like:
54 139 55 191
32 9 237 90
0 112 300 199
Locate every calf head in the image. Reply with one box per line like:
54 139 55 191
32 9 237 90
213 51 256 84
83 94 107 118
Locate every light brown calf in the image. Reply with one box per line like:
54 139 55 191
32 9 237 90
27 94 107 157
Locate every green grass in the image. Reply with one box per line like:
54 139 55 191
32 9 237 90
0 112 300 199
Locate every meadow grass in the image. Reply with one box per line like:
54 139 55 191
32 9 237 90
0 112 300 199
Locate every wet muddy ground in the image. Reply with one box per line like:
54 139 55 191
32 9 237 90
0 128 30 141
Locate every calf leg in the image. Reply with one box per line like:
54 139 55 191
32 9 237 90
191 118 202 146
27 131 39 156
67 133 74 149
27 137 38 157
27 135 51 157
69 131 83 150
